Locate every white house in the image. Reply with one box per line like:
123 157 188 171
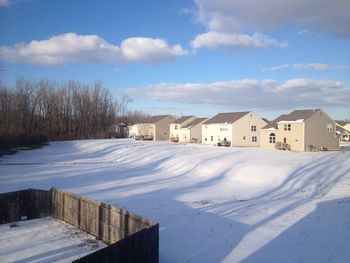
169 116 196 142
202 112 267 147
176 117 208 143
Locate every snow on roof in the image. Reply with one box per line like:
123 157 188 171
263 109 319 129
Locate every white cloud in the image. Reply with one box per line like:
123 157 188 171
191 31 288 50
120 37 188 64
0 33 189 65
194 0 350 37
124 79 350 109
293 63 348 71
0 0 12 7
262 64 289 71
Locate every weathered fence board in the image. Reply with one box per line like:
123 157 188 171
0 189 51 223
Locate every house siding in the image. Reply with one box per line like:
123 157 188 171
304 110 339 151
189 123 204 143
202 123 233 146
155 116 175 140
276 122 305 152
169 117 196 140
231 112 267 147
261 129 277 150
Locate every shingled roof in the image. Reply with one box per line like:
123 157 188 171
173 116 194 124
182 118 208 128
262 109 319 129
145 115 170 123
203 112 250 124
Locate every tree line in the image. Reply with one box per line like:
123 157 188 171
0 77 121 141
0 77 156 153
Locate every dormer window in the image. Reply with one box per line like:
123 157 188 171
284 124 291 131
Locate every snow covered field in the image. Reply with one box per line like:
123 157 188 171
0 217 106 262
0 139 349 263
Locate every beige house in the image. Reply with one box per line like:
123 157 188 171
261 109 339 151
129 115 175 141
175 118 208 143
202 112 267 147
169 116 196 142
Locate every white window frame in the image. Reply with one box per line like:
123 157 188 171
326 124 333 132
251 125 257 132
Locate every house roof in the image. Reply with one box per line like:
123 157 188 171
203 112 250 125
182 118 208 128
262 109 320 129
145 115 170 123
336 121 350 127
173 116 194 124
336 123 350 134
262 118 269 123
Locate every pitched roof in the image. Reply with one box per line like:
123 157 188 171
336 121 350 127
173 116 194 124
145 115 170 123
336 123 350 134
262 114 289 129
262 109 319 129
203 112 250 124
182 118 208 128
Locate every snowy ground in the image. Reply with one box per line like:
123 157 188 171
0 217 106 263
0 139 349 263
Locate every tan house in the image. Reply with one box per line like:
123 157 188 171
202 112 267 147
176 118 208 143
261 109 339 151
169 116 196 142
129 115 175 141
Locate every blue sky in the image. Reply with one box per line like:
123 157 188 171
0 0 349 120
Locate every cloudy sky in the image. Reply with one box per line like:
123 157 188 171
1 0 349 119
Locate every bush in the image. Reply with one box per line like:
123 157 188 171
0 134 49 153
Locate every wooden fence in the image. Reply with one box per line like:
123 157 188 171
0 188 51 223
51 188 156 245
0 188 159 263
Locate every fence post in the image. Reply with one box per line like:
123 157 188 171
78 198 81 229
62 192 65 221
98 205 102 241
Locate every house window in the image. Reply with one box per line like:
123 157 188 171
175 125 178 130
283 137 287 143
211 136 213 141
252 136 257 142
243 136 246 140
205 138 207 141
284 124 291 131
251 125 257 132
269 133 276 144
326 124 333 132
